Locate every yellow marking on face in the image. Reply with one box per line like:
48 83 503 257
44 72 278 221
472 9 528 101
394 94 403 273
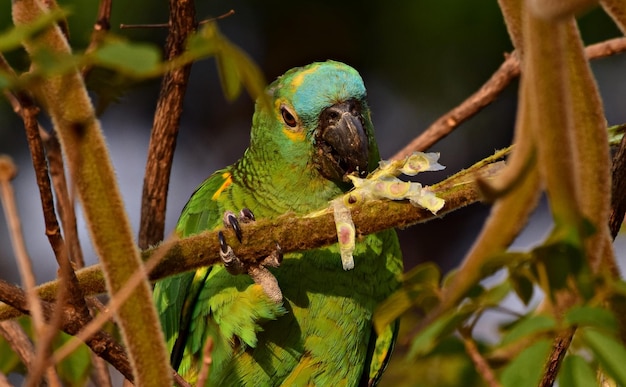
290 66 318 90
212 172 233 200
275 98 305 142
282 127 306 142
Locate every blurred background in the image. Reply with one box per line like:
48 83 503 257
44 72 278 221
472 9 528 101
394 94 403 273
0 0 625 374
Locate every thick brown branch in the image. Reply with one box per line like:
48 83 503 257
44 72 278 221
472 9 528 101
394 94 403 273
138 0 196 249
392 37 626 159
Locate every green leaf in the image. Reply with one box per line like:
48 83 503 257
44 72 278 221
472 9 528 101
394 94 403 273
374 263 442 333
557 355 597 387
477 280 512 306
581 328 626 385
501 315 556 346
403 262 441 287
0 8 68 52
216 44 243 101
92 39 161 77
565 305 618 334
532 237 585 293
220 40 268 107
53 332 92 386
31 48 80 76
186 22 220 58
407 310 470 359
510 270 534 305
501 339 551 387
0 335 22 374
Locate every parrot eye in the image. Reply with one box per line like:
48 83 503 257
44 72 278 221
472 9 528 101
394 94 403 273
281 107 298 128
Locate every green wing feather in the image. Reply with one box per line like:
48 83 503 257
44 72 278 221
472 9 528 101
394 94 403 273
153 168 231 367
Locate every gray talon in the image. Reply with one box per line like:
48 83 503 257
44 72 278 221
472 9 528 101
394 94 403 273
240 208 255 222
219 231 244 275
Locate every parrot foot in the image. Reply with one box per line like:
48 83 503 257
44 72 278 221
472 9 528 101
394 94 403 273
218 209 284 303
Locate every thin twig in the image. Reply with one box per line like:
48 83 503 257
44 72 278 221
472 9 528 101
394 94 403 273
120 9 234 29
461 330 501 387
538 328 576 387
81 0 112 77
392 37 626 159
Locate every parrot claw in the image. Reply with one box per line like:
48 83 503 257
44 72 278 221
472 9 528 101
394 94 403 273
223 208 255 243
219 210 283 303
219 231 245 275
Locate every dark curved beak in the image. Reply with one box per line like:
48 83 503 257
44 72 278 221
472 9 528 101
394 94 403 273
314 99 369 182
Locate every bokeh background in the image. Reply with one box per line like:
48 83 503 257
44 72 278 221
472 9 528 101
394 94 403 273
0 2 625 381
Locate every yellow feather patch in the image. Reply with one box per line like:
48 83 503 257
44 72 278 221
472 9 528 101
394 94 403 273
282 127 306 142
290 66 318 90
212 172 232 200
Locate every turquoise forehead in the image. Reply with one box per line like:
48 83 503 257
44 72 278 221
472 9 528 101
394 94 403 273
270 61 367 122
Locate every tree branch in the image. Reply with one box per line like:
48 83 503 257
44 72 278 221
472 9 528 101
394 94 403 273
392 37 626 159
0 154 506 320
138 0 196 249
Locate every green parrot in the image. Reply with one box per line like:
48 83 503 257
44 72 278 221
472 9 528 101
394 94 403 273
153 60 403 386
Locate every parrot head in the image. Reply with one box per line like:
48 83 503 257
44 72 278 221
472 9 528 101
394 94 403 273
250 61 380 184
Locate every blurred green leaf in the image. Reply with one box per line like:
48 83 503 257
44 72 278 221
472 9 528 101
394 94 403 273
501 315 556 346
501 339 551 387
0 332 22 374
565 306 618 334
476 279 511 307
216 43 243 101
532 237 585 294
509 269 535 305
0 8 68 52
218 38 267 106
31 48 80 76
581 328 626 385
53 331 92 386
557 355 597 387
403 262 441 286
384 336 481 387
92 39 161 77
186 22 220 57
374 263 441 333
608 124 626 146
407 310 470 359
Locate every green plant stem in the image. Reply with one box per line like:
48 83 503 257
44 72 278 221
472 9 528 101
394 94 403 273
11 1 171 385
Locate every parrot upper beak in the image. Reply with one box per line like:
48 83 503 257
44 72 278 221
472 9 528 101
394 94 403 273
314 99 369 182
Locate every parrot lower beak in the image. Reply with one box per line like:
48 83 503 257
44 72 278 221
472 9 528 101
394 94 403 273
314 99 369 182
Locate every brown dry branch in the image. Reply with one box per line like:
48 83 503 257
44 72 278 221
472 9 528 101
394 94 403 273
138 0 197 249
392 36 626 159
